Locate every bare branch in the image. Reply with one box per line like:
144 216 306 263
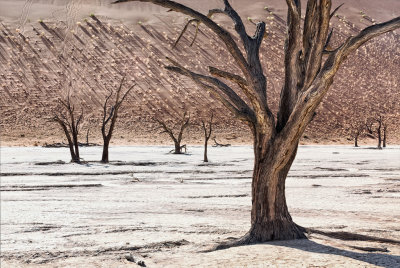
322 16 400 81
153 117 178 143
222 0 250 49
277 0 302 131
323 28 334 52
302 0 331 90
103 91 113 125
165 57 255 123
117 83 135 107
208 66 247 87
330 3 344 19
75 106 84 131
173 18 198 48
173 9 224 48
104 106 115 127
113 0 250 81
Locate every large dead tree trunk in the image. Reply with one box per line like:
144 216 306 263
101 76 134 163
154 112 190 154
51 95 84 163
201 113 214 162
114 0 400 243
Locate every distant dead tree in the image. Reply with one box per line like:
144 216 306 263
154 112 190 154
376 115 383 149
51 95 84 163
101 76 135 163
382 120 387 148
114 0 400 244
365 115 389 149
376 115 390 148
201 112 214 162
350 121 365 147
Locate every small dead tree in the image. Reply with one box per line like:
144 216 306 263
365 115 388 149
201 113 214 162
350 121 365 147
51 95 84 163
382 121 387 148
376 115 383 149
101 76 135 163
154 112 190 154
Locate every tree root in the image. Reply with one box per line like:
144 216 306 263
205 225 400 253
205 223 308 252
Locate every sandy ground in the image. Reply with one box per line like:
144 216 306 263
1 145 400 267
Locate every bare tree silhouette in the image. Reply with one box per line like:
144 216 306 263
154 112 190 154
350 120 365 147
51 95 84 163
201 112 214 162
101 76 135 163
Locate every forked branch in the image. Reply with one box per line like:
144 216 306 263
101 76 135 163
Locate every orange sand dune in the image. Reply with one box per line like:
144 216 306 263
0 0 399 146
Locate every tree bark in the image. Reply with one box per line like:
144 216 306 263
60 123 79 163
72 131 80 160
52 97 83 164
101 139 110 163
354 134 359 147
201 113 213 162
174 141 182 154
204 140 208 162
100 76 134 163
377 120 382 149
245 133 306 242
383 126 387 148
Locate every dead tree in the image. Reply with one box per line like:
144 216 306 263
114 0 400 243
366 115 386 149
101 76 135 163
350 121 365 147
201 113 214 162
376 116 383 149
375 115 389 149
383 121 387 148
51 96 84 163
154 112 190 154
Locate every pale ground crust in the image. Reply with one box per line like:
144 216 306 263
1 146 399 267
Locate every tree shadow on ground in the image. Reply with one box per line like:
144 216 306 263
271 238 399 268
210 230 400 268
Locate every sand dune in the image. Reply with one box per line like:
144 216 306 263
0 0 399 146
